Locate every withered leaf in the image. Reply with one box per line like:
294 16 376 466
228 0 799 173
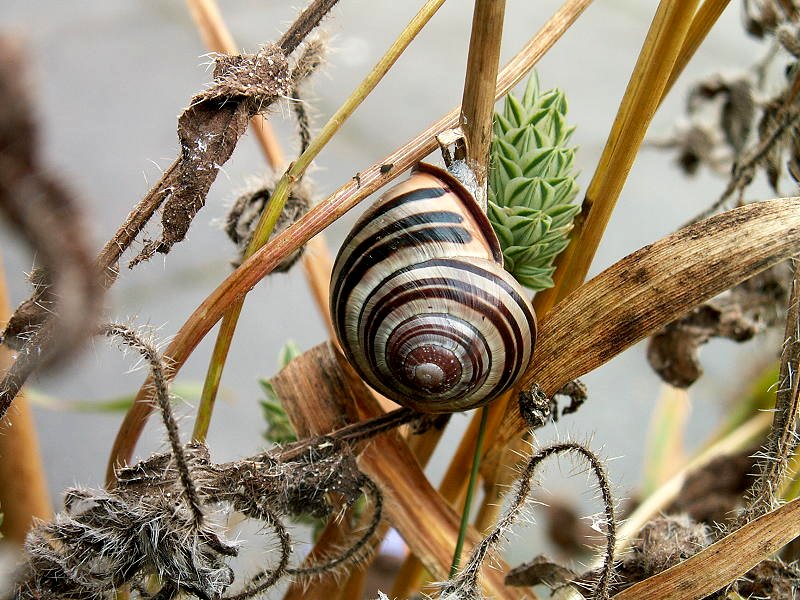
131 45 291 266
647 263 790 388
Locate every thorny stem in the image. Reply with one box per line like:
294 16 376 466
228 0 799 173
443 442 616 600
101 323 204 525
743 260 800 520
450 407 489 577
192 0 447 442
107 0 594 482
278 0 340 55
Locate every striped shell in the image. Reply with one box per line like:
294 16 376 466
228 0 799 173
331 163 537 413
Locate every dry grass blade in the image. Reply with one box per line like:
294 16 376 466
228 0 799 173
490 198 800 454
106 0 594 480
271 343 534 599
664 0 733 98
535 0 699 313
612 497 800 599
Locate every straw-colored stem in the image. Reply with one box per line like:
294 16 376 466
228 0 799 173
663 0 732 99
107 0 593 482
459 0 507 195
535 0 699 313
191 0 447 442
0 254 52 544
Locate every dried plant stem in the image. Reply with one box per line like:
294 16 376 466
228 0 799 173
537 0 700 312
459 0 507 196
664 0 732 98
191 0 447 443
107 0 593 481
0 254 52 545
101 323 204 525
744 261 800 519
476 0 730 462
277 0 340 55
613 496 800 600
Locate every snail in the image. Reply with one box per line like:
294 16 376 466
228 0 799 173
330 162 537 414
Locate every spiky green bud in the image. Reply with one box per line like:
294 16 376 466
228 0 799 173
488 74 580 290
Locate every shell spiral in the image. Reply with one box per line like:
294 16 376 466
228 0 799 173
330 163 537 413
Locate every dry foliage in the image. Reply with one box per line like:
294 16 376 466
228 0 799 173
3 1 800 600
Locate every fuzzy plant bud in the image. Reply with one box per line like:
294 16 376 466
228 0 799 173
488 73 580 290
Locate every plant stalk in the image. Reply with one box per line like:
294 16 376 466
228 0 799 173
451 406 489 577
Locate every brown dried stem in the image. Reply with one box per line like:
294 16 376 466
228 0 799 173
459 0 507 198
107 0 594 481
277 0 340 55
743 260 800 519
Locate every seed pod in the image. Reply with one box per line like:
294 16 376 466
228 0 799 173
330 163 537 413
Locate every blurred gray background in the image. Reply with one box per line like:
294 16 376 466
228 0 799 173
0 0 785 578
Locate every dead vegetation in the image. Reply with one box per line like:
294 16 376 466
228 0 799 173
2 1 800 599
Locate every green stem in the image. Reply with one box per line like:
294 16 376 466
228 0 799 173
192 0 447 442
450 406 489 577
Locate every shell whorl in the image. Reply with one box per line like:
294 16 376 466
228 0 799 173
331 163 536 413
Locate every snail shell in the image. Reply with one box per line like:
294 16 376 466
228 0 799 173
331 163 537 413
